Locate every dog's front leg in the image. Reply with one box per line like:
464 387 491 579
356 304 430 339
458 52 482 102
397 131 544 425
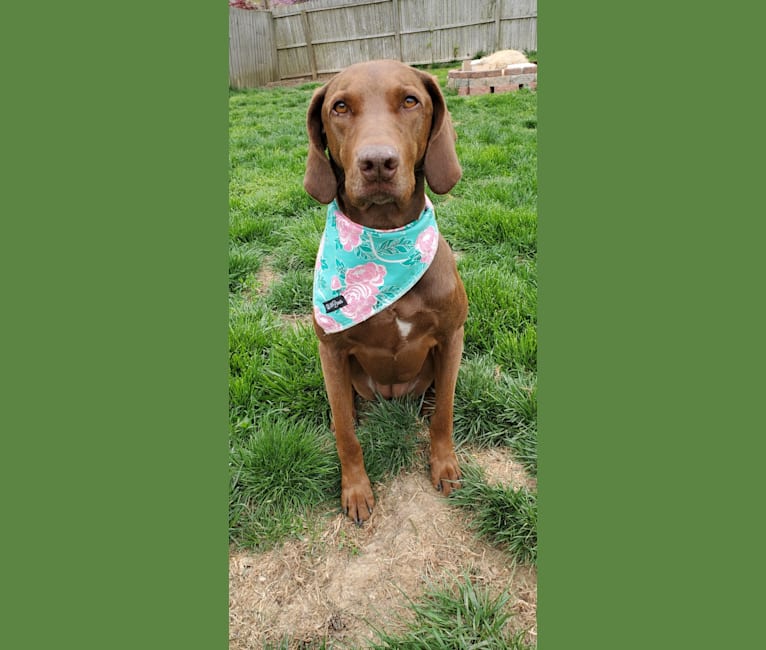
318 342 375 524
429 327 464 496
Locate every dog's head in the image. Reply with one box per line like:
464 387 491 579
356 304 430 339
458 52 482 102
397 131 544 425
304 60 461 208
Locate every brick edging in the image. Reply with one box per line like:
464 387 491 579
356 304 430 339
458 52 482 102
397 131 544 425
447 63 538 96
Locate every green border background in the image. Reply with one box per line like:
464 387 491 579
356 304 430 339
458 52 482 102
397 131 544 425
539 2 764 648
2 3 228 648
3 2 765 649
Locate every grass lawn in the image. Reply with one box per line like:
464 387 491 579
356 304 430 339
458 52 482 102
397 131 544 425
229 63 537 648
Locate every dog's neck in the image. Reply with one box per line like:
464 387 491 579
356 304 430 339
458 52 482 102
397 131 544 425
336 175 427 230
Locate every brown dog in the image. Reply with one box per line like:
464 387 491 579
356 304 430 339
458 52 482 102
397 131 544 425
304 60 468 524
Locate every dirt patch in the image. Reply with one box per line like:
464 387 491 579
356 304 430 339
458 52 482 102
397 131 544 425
254 266 279 295
280 313 313 329
229 454 537 649
471 447 537 493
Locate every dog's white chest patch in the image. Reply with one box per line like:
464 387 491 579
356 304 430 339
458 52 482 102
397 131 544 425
396 318 413 339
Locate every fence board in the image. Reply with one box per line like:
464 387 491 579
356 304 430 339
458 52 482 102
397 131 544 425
229 8 279 89
229 0 537 88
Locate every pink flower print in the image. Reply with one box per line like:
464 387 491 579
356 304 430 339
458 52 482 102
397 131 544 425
331 275 342 291
313 306 343 333
340 288 378 322
340 262 386 323
415 225 438 264
336 212 363 251
344 262 386 287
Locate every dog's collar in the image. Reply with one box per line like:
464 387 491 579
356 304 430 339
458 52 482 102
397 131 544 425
313 197 439 334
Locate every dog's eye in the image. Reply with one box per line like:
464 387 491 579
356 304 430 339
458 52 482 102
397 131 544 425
332 101 349 115
403 96 419 109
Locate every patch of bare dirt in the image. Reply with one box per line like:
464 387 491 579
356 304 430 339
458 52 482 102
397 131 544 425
280 313 313 329
471 447 537 493
251 266 312 329
254 266 279 295
229 451 537 649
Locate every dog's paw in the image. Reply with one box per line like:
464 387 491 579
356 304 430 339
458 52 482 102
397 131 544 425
341 475 375 525
430 450 462 496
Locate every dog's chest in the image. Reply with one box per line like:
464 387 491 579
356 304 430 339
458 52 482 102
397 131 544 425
347 296 437 359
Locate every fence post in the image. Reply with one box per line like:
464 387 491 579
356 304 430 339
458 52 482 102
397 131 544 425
494 0 502 52
392 0 403 62
268 9 279 82
300 10 318 80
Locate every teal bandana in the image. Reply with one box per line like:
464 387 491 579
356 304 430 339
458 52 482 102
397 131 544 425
313 197 439 334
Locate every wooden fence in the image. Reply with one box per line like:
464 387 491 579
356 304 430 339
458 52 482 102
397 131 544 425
230 0 537 88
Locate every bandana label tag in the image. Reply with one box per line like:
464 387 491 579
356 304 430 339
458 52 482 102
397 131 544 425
323 295 347 313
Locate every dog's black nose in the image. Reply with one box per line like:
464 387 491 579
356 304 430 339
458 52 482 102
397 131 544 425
357 145 399 182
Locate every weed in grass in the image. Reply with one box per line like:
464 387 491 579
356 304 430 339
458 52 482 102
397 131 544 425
451 463 537 564
228 242 261 291
369 573 532 649
265 269 313 314
229 414 339 549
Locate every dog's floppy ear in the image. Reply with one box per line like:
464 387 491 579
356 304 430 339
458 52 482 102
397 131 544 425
419 72 462 195
304 85 337 204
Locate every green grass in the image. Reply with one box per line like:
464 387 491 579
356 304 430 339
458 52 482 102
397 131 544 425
369 574 533 649
265 269 314 313
228 241 261 291
453 356 537 475
229 65 537 561
355 397 424 483
451 463 538 564
229 414 340 549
